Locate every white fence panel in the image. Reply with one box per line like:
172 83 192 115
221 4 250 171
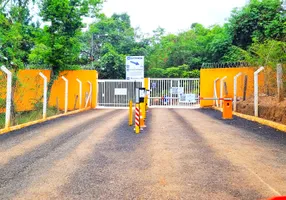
149 78 200 108
97 79 143 108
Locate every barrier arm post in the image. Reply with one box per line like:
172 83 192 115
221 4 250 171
254 67 264 117
76 78 82 109
39 72 48 119
1 66 12 129
61 76 68 113
233 72 243 112
213 78 220 107
220 76 227 108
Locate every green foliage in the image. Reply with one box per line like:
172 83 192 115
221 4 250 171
80 13 149 79
146 23 232 72
227 0 285 49
247 39 286 67
188 69 200 78
0 0 36 69
147 68 166 78
147 64 200 78
96 43 125 79
30 0 102 74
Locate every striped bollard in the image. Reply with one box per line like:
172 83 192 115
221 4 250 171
135 103 140 134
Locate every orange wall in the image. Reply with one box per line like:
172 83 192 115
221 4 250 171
1 69 98 112
14 70 51 111
200 67 264 107
49 70 98 111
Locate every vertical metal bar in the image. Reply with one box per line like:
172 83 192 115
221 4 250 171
148 78 151 107
254 67 264 117
61 76 68 113
220 76 227 108
85 81 92 108
104 81 106 106
197 79 200 106
178 80 180 107
159 79 161 106
39 72 47 118
76 78 82 109
164 79 166 106
1 66 12 128
234 72 243 111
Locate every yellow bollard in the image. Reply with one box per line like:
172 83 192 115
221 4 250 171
143 97 147 119
135 103 140 134
140 102 146 128
145 95 148 111
129 100 133 126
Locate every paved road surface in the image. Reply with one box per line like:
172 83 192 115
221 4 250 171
0 108 286 200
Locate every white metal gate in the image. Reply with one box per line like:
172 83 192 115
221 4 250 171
97 79 143 108
149 78 200 108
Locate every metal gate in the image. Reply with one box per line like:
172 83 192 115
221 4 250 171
97 80 143 108
149 78 200 108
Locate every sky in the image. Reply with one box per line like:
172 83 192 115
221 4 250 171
100 0 248 34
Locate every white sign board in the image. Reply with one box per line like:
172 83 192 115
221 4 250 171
179 94 197 103
115 88 127 96
171 87 184 94
126 56 144 80
139 90 145 98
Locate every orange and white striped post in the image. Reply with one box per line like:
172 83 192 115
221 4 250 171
135 88 140 134
135 103 140 134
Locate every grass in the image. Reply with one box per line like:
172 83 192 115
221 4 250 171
0 113 5 129
0 107 61 129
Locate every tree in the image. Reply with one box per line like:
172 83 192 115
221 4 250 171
28 0 102 97
0 0 37 69
227 0 285 49
83 13 149 79
0 0 39 125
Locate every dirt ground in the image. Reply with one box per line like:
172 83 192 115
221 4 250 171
1 108 286 199
237 96 286 124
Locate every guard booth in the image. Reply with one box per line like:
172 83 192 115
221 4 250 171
97 79 143 108
149 78 200 108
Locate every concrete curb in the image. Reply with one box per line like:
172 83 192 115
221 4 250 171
0 108 91 135
212 106 286 132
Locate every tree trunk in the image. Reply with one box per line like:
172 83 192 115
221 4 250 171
47 67 59 104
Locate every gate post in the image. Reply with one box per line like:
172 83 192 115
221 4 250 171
76 78 82 109
233 72 242 112
39 72 48 119
254 67 264 117
1 66 12 129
